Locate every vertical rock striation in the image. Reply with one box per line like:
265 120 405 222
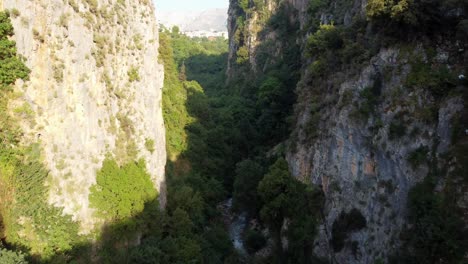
2 0 166 232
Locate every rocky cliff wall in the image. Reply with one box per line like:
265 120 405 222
287 45 465 262
227 0 467 262
1 0 166 232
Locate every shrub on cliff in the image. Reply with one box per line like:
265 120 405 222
0 11 30 87
89 158 157 220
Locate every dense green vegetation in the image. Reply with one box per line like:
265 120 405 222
0 12 29 88
395 176 468 264
89 158 157 221
158 17 323 262
1 0 467 262
257 159 323 263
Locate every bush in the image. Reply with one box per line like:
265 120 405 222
307 24 343 56
0 248 27 264
238 0 249 12
406 57 457 99
145 138 155 153
9 9 20 18
308 0 330 15
89 158 157 220
233 159 265 215
236 46 249 64
401 179 468 263
128 66 140 82
0 12 30 87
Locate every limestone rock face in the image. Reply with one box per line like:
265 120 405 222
227 0 466 262
2 0 166 232
286 46 464 262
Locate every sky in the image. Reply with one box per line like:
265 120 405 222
153 0 229 12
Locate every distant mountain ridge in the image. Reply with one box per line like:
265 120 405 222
157 8 228 32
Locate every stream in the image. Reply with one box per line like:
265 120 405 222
219 198 248 255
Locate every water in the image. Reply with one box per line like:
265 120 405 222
220 198 248 255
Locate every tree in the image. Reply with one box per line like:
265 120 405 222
401 179 468 263
258 158 324 262
238 0 249 12
257 158 293 259
170 208 193 237
89 158 157 220
233 159 265 215
236 46 249 64
171 25 180 35
0 12 30 87
307 24 343 56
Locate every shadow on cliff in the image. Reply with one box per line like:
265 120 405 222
12 53 237 264
3 2 307 262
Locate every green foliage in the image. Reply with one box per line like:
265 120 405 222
9 9 20 19
0 141 82 261
236 46 249 64
366 0 412 20
238 0 249 12
405 57 457 99
158 27 238 264
0 12 14 37
307 24 343 56
366 0 466 34
144 138 155 153
258 159 293 231
89 158 157 220
159 30 190 158
354 76 382 120
84 0 98 13
305 21 372 79
256 73 296 144
0 12 30 87
171 26 180 35
308 0 330 15
400 178 468 263
305 110 321 141
127 66 140 82
233 159 265 215
0 13 82 261
308 59 325 78
0 248 28 264
252 0 265 11
258 158 324 261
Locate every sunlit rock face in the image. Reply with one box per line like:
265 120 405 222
2 0 166 232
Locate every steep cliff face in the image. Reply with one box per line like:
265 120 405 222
227 0 308 74
227 0 467 262
288 46 465 262
1 0 166 232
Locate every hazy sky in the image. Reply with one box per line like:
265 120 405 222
153 0 229 12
